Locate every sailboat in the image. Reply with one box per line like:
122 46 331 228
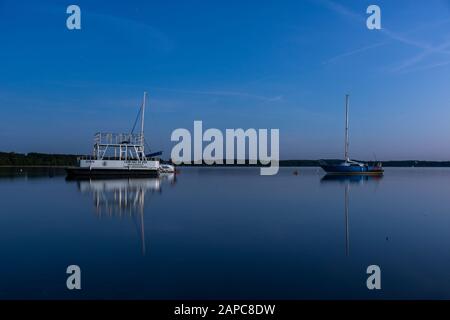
320 95 383 175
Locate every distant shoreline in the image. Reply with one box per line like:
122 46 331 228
1 152 450 168
0 165 69 168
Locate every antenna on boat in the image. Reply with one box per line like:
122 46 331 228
344 94 350 162
141 91 147 147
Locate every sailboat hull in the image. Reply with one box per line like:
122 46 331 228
320 164 383 175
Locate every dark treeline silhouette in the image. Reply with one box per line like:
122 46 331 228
1 152 450 167
0 152 79 166
180 159 450 167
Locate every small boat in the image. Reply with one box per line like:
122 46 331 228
320 95 383 175
159 164 175 173
66 92 160 177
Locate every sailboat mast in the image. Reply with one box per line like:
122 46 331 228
141 91 147 147
344 94 350 161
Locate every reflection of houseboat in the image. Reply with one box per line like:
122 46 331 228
320 95 383 175
76 175 175 255
66 92 160 177
78 178 162 216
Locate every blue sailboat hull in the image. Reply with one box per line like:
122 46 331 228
320 163 384 175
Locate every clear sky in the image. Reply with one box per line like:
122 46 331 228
1 0 450 160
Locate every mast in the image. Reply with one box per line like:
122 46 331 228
141 91 147 148
344 94 350 161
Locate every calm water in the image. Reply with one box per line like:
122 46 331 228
1 167 450 299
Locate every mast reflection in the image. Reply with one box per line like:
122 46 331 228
320 174 383 255
73 173 176 255
344 182 349 256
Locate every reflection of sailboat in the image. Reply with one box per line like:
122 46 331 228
344 183 349 256
321 174 382 255
320 174 383 185
75 174 176 255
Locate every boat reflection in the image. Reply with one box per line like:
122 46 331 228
72 173 176 255
320 174 383 185
320 174 382 256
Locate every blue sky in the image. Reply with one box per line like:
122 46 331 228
1 0 450 160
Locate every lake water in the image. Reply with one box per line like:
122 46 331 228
1 167 450 299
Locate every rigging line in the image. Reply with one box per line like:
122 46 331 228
130 102 143 135
145 139 152 152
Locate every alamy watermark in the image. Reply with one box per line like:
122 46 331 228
171 121 279 175
366 5 381 30
66 5 81 30
366 265 381 290
66 265 81 290
65 4 380 31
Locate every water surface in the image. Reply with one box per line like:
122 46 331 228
1 167 450 299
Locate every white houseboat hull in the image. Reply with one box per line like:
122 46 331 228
66 159 160 177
